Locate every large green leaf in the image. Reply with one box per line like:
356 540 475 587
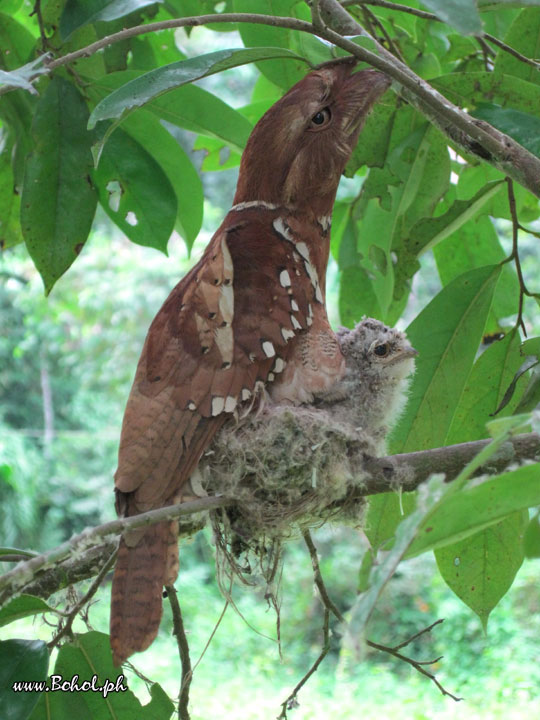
120 111 203 248
473 104 540 159
0 14 35 71
445 331 527 444
0 595 55 627
432 71 540 119
420 0 483 34
435 511 527 628
60 0 160 40
93 128 177 252
353 121 449 319
408 463 540 558
88 71 252 151
233 0 319 89
28 632 174 720
0 639 48 720
88 47 307 130
493 7 540 85
391 265 501 453
21 77 98 294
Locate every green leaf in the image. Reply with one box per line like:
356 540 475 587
0 639 48 720
522 337 540 356
0 595 56 627
432 71 540 120
21 77 98 294
345 92 396 174
93 127 176 252
363 492 417 551
408 463 540 558
233 0 313 89
0 148 23 248
391 265 502 453
119 111 203 249
349 475 445 633
339 266 382 327
28 631 174 719
524 513 540 558
60 0 161 40
435 511 527 628
88 47 307 133
88 71 253 152
493 7 540 86
420 0 483 34
0 14 36 71
445 332 529 444
409 180 504 259
473 104 540 159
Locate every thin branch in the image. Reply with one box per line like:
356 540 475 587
48 549 117 650
29 0 47 53
166 585 192 720
366 632 462 701
392 618 444 651
504 177 533 335
303 530 345 623
344 0 540 71
278 607 330 719
0 495 230 604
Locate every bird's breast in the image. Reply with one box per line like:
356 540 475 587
269 306 346 404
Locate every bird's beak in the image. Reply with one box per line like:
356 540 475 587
401 346 419 360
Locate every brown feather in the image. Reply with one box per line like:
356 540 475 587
110 61 390 665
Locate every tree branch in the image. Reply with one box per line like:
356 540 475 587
2 7 540 196
318 0 540 198
343 0 540 72
1 433 537 604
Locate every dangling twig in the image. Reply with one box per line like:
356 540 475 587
48 549 117 650
166 585 192 720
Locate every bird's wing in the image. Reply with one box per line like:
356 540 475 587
114 212 318 512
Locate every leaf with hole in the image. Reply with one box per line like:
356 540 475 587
93 128 177 252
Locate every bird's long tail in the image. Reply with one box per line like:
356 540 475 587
110 520 179 666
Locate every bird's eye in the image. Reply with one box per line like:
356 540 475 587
374 344 389 357
309 107 331 130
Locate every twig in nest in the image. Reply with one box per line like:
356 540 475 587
166 585 192 720
48 549 116 650
366 620 462 702
278 607 330 720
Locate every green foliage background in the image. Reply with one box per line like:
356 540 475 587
1 0 540 718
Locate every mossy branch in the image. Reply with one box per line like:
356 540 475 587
1 432 538 605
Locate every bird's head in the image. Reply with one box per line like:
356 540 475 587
233 60 390 217
339 318 418 382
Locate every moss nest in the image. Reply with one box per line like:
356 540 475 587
199 404 374 544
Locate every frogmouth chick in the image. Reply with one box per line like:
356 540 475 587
317 318 417 454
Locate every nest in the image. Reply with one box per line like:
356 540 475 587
193 403 376 589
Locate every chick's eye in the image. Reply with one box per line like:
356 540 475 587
374 344 389 357
310 107 331 129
